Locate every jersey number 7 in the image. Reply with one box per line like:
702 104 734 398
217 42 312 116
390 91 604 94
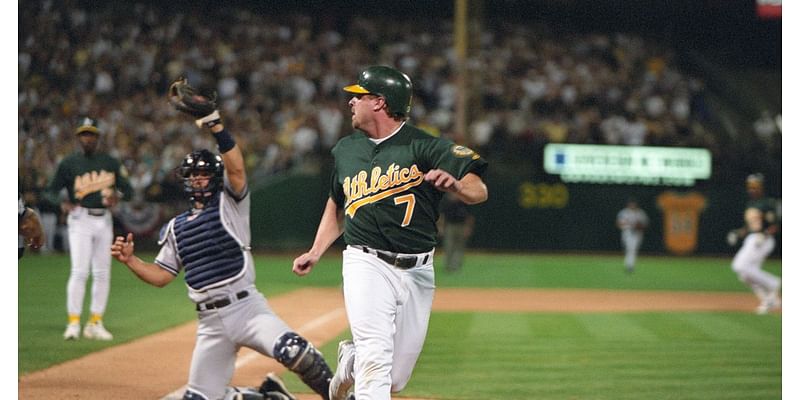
394 194 416 227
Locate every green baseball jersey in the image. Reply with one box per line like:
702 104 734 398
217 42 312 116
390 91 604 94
330 123 487 253
747 196 779 232
45 151 133 208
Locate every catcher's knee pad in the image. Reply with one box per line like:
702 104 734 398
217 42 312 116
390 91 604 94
273 331 333 399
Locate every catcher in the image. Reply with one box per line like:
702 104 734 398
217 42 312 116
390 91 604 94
111 78 333 399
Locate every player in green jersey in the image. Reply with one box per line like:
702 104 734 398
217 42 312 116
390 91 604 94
44 117 133 340
727 173 781 314
292 66 488 400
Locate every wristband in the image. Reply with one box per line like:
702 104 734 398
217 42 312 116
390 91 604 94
213 129 236 153
195 110 221 129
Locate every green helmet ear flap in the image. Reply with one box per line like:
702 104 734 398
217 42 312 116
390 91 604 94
344 66 413 117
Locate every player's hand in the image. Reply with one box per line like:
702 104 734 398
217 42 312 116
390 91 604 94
726 230 739 246
111 233 135 264
292 252 320 276
424 169 462 193
61 201 76 213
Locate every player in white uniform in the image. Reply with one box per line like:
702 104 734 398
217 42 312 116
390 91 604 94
292 66 489 400
616 198 649 273
44 118 133 341
110 79 333 400
727 173 781 314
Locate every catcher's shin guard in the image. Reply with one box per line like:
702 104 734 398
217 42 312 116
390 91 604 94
273 332 333 399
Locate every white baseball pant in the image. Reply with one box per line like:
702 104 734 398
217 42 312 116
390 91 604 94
732 233 779 294
342 246 435 400
622 230 643 268
66 207 113 318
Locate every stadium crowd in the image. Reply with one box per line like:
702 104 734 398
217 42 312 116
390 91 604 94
20 2 766 248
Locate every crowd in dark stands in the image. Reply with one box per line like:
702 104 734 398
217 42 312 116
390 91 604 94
19 2 775 250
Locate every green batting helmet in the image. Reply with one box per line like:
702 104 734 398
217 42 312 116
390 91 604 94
344 65 413 117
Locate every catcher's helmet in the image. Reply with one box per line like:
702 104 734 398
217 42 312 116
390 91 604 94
75 117 100 135
178 149 224 206
344 65 413 118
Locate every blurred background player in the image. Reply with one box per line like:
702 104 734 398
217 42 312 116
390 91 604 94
19 192 45 258
727 173 781 314
438 192 475 272
616 198 649 273
44 117 133 341
111 78 333 400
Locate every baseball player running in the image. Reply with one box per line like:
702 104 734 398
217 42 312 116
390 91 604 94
111 78 333 400
44 117 133 341
616 198 649 273
292 66 489 400
727 173 781 314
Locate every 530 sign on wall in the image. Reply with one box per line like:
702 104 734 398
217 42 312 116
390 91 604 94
518 182 569 209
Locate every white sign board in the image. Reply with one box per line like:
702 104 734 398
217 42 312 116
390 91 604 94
543 144 712 186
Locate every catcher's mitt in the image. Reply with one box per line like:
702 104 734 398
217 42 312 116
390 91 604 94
168 77 221 127
20 208 45 249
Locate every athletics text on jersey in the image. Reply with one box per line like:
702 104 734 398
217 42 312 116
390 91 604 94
331 123 487 253
46 152 133 208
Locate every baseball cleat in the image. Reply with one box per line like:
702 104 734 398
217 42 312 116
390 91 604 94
63 323 80 340
329 340 355 400
258 372 296 400
83 321 113 340
756 298 781 315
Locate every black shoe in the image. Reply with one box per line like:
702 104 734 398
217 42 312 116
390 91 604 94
259 373 297 400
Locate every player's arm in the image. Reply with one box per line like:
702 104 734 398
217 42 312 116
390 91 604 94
210 124 246 195
102 161 134 207
293 198 344 276
111 233 176 287
168 77 246 195
424 170 488 205
43 162 72 211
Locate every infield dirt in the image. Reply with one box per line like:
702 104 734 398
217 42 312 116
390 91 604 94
18 287 768 399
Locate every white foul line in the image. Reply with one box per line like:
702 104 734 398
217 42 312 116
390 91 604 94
160 307 346 400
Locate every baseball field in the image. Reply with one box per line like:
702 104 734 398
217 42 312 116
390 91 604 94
18 252 781 399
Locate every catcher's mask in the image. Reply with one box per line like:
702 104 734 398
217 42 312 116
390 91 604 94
178 149 224 207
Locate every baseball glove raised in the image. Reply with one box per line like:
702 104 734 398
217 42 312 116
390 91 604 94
168 77 221 128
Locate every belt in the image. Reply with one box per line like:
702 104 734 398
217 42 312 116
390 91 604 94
353 245 431 270
86 208 108 216
196 290 249 311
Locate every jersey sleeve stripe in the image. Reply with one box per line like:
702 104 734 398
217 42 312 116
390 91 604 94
155 260 179 276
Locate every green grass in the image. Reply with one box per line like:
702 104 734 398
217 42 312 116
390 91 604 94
19 251 781 399
434 253 781 291
302 312 781 400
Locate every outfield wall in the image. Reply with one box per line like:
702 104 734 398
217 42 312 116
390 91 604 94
249 170 781 256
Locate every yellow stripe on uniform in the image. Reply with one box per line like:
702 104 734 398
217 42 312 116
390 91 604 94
345 178 424 218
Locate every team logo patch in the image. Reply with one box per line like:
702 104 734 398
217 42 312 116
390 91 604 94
451 145 481 160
